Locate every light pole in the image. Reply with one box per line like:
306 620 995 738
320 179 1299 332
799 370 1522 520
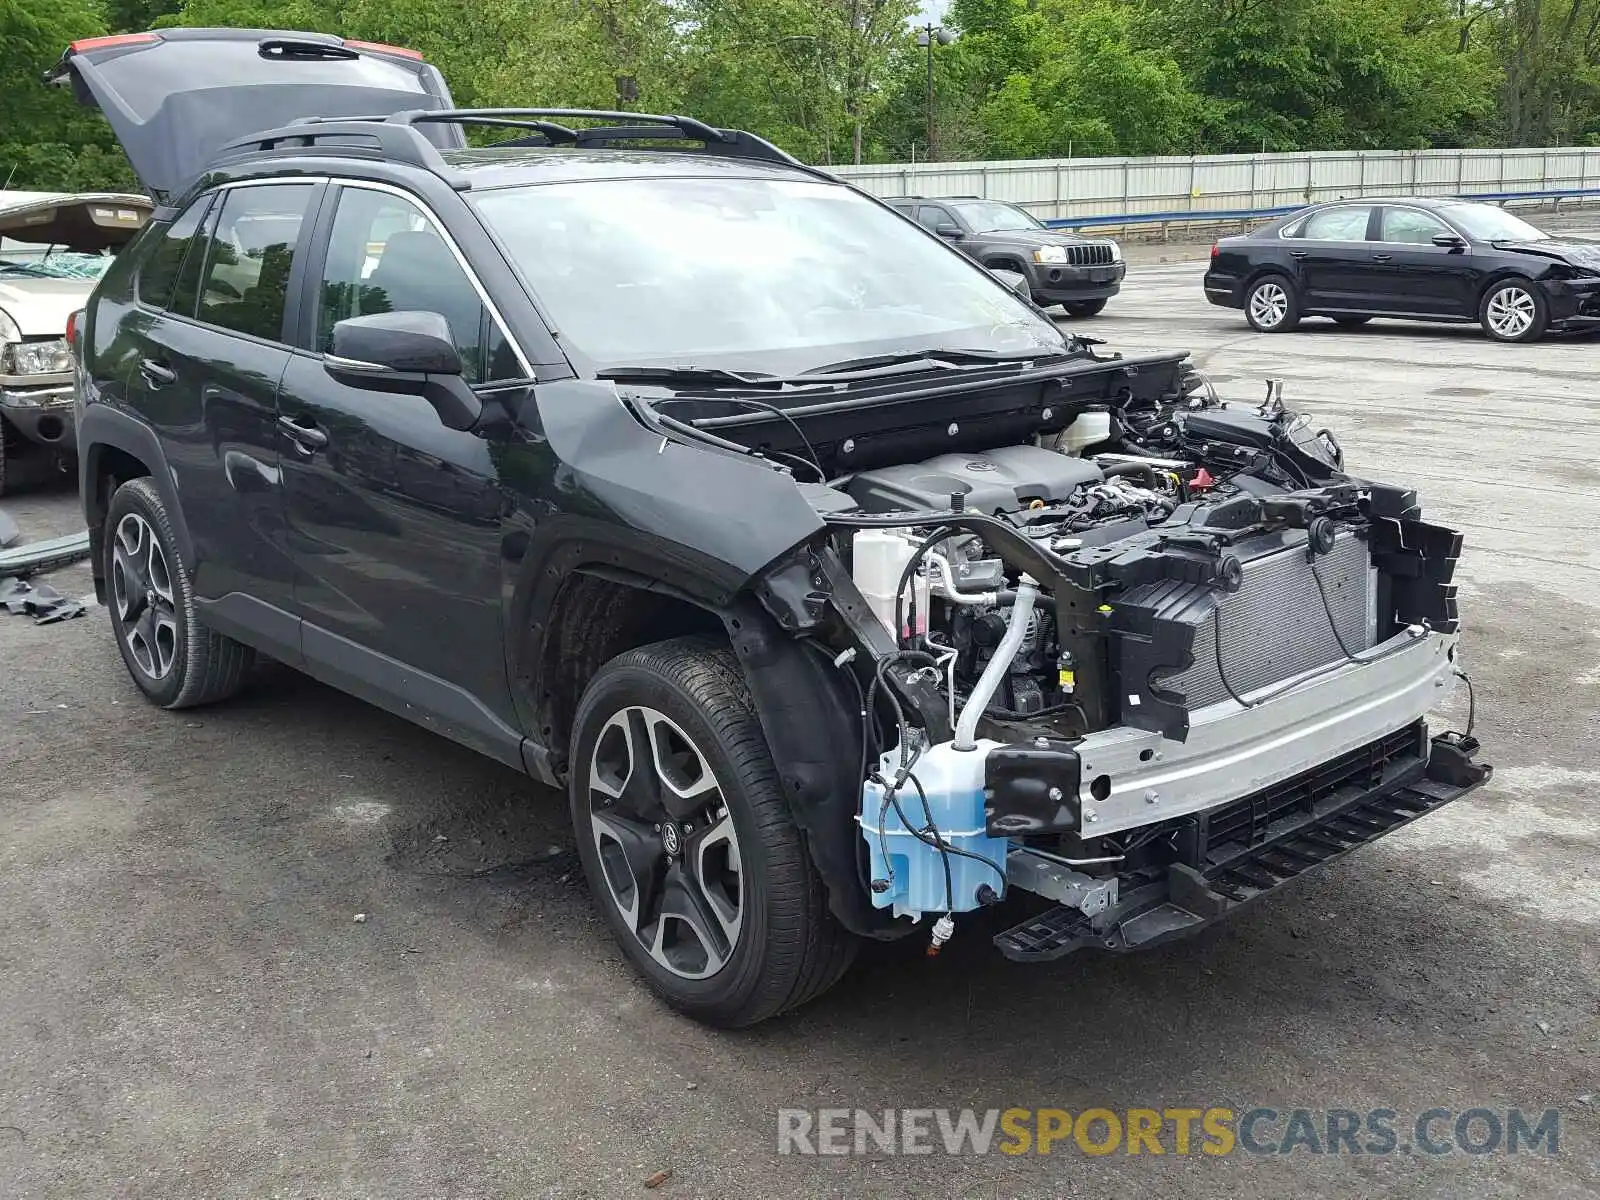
916 23 955 162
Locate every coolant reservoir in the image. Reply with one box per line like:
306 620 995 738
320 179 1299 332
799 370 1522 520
1058 408 1112 455
859 739 1010 920
852 528 929 640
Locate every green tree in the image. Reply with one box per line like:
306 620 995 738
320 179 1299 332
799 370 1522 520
0 0 136 191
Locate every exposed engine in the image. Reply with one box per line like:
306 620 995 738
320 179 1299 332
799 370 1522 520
622 348 1474 945
838 386 1359 741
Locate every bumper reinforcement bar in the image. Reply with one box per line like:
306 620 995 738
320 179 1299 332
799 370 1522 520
993 730 1491 962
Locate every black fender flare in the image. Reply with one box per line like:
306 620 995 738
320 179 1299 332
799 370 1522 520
77 403 194 577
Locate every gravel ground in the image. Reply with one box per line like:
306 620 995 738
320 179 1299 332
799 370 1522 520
1 227 1597 1198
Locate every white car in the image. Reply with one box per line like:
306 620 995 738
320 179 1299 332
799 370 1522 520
0 190 151 494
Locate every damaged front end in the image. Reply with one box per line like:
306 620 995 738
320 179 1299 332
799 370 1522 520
580 341 1491 957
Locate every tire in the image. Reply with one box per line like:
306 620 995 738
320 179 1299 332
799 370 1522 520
569 636 857 1027
1333 316 1372 328
103 477 254 709
1245 274 1300 332
1064 299 1108 318
1479 278 1548 343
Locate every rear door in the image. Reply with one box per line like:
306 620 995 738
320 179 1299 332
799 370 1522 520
1371 206 1479 316
115 180 320 660
274 181 527 763
1286 205 1380 311
46 28 459 202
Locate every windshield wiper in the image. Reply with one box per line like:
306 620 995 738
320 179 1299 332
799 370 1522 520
798 347 1053 376
598 364 783 389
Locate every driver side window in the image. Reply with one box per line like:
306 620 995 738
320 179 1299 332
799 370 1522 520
315 187 513 383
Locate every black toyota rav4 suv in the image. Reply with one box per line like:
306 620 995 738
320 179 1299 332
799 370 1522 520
59 28 1488 1027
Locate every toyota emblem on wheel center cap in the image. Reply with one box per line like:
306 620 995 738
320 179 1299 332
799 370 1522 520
661 823 681 856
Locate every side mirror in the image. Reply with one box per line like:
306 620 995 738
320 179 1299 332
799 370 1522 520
1431 233 1468 251
325 311 482 432
934 222 963 239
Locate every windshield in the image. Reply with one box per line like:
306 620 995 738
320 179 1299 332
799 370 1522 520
948 200 1043 234
469 176 1066 374
1441 204 1549 243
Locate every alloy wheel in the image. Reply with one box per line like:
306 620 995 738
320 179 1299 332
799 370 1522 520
1249 282 1289 328
110 512 179 680
587 706 744 980
1485 286 1536 339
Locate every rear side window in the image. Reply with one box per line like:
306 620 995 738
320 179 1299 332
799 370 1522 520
136 195 212 310
193 184 316 341
1295 207 1372 242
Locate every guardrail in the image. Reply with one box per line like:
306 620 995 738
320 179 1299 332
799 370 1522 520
1038 187 1600 232
837 147 1600 227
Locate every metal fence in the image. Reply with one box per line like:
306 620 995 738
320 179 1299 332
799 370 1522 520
833 147 1600 227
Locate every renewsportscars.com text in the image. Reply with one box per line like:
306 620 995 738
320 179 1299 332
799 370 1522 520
776 1106 1561 1157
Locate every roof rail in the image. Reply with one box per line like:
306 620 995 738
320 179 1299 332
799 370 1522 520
211 107 806 186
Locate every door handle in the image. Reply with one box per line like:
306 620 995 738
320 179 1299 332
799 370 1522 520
278 414 329 453
139 358 176 387
1371 254 1393 262
1289 250 1308 259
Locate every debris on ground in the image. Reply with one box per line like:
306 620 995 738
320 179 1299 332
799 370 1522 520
643 1169 672 1189
0 576 85 624
0 529 92 579
353 913 368 924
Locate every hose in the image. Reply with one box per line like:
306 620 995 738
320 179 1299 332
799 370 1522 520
953 576 1039 750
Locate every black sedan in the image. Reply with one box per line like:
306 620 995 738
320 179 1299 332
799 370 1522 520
1203 198 1600 342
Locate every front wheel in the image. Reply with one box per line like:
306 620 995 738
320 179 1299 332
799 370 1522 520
1479 278 1547 343
1245 274 1300 332
569 637 856 1027
1064 298 1108 318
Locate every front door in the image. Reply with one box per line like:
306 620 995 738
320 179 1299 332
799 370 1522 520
276 182 526 763
1370 206 1479 316
116 181 318 653
1291 205 1381 311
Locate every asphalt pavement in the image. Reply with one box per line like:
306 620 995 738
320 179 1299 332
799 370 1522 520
1 233 1597 1198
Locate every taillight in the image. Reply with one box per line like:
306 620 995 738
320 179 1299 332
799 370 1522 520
1210 243 1220 259
66 310 83 351
70 32 158 53
343 39 424 59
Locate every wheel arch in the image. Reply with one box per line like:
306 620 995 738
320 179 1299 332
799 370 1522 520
982 252 1030 274
78 405 189 604
1243 264 1298 295
517 565 894 939
1474 269 1538 307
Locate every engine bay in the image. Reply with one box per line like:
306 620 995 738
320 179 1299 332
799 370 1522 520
617 341 1471 942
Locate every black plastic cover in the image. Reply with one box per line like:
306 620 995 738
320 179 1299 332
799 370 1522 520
984 739 1082 835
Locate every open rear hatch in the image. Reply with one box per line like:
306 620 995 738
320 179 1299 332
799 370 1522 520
46 28 462 202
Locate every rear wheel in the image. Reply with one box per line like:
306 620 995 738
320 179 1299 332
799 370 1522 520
569 637 856 1027
1064 299 1108 318
1245 274 1300 332
104 477 254 708
1479 278 1547 343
